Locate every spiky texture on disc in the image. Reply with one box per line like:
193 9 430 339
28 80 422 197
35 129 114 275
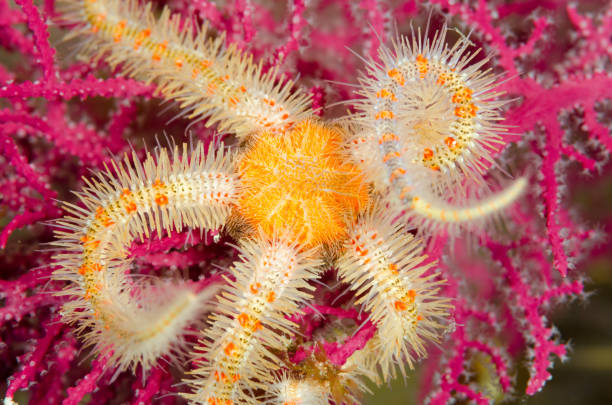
336 208 450 382
57 0 312 138
51 143 237 371
184 236 321 405
237 120 369 247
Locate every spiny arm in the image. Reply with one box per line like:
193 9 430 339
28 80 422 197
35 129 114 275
350 25 524 232
57 0 312 138
354 25 507 185
52 143 237 372
269 377 330 405
336 209 450 382
185 236 321 405
406 177 527 234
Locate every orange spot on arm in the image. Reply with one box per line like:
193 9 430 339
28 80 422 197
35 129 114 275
224 342 236 356
407 289 416 302
379 133 399 144
155 194 168 205
375 110 394 120
394 300 408 311
389 168 406 182
387 68 405 86
237 313 249 327
125 202 137 213
133 28 151 49
152 40 168 61
383 151 401 162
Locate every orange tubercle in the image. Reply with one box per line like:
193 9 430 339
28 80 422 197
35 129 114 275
387 68 405 86
394 300 408 311
155 194 168 206
237 313 249 327
224 342 236 356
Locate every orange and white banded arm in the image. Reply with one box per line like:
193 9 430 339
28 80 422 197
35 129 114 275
269 377 330 405
185 237 321 405
406 177 527 233
336 210 450 382
349 24 525 232
57 0 312 138
51 143 237 371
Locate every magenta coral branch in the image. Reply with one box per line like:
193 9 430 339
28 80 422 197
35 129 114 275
189 0 225 31
488 240 569 395
63 353 110 405
359 0 386 61
560 144 597 173
13 0 56 81
537 281 584 307
0 133 57 200
29 332 78 405
227 0 255 48
583 102 612 152
297 305 377 367
107 101 138 150
0 210 47 248
4 317 64 401
0 76 153 100
270 0 307 66
131 367 165 405
566 5 612 68
0 109 112 165
540 117 570 277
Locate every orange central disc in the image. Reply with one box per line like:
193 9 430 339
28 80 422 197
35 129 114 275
237 120 369 247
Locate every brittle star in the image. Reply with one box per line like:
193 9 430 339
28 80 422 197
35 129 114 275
51 0 525 403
